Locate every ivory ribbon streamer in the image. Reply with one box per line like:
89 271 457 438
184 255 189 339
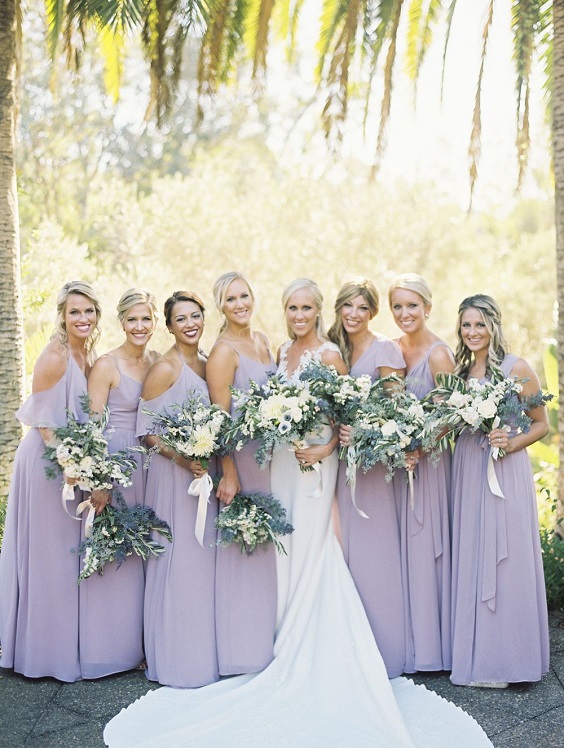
188 472 213 547
76 499 96 537
407 469 415 511
346 448 369 519
487 448 506 499
61 482 82 520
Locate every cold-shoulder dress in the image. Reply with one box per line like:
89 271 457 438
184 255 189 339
138 363 219 688
0 355 85 682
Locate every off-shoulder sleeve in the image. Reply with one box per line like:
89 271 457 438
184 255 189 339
16 374 69 428
373 337 405 371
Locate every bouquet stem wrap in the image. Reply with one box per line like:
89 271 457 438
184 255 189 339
76 498 96 537
188 471 213 546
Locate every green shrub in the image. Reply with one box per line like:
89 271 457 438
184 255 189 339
539 489 564 613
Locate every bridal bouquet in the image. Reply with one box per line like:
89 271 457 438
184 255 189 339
44 395 137 491
422 373 552 458
142 389 233 468
74 491 172 582
230 375 324 470
215 489 294 555
298 360 374 425
345 385 429 482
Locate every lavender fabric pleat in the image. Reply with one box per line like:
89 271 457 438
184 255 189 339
0 356 86 682
214 351 278 676
137 364 219 687
336 335 407 677
450 353 550 684
79 369 145 678
395 340 452 673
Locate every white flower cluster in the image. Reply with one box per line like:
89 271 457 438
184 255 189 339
446 378 522 429
146 394 232 466
53 435 133 492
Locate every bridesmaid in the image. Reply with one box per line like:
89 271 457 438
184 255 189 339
81 288 160 678
207 271 277 675
389 273 454 673
0 281 101 682
137 291 219 688
450 294 549 687
329 279 407 678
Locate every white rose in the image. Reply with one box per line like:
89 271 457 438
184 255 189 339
381 420 399 437
476 398 497 419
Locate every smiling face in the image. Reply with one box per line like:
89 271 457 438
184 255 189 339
339 294 373 336
64 293 97 344
389 288 429 335
222 278 253 328
285 288 319 339
122 303 155 348
459 307 490 355
168 300 204 347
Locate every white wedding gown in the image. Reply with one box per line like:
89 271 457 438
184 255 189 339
104 343 492 748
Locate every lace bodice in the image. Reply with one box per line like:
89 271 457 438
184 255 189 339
277 340 340 384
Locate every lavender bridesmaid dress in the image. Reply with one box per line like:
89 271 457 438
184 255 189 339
138 364 219 687
79 359 145 678
0 355 85 682
215 348 278 675
395 341 452 673
450 354 550 685
336 335 407 677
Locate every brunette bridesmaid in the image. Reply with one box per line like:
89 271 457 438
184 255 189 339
330 279 407 678
207 271 277 675
137 291 219 687
0 281 101 681
82 289 159 678
389 273 453 673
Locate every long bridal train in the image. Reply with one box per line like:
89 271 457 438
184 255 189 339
104 435 492 748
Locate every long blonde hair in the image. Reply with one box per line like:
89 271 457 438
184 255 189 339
454 294 508 380
52 280 101 358
281 278 328 341
213 271 255 334
328 280 379 366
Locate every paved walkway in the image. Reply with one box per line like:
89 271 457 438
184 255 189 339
1 612 563 748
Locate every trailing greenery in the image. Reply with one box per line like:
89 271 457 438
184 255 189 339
539 489 564 613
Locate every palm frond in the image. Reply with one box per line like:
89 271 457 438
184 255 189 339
316 0 350 81
143 0 211 124
99 24 125 102
244 0 275 81
320 0 363 144
512 0 545 190
371 0 404 176
440 0 457 100
45 0 66 58
361 0 398 134
404 0 441 83
468 0 494 208
273 0 304 63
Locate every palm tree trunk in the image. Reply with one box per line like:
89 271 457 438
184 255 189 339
0 0 24 498
554 0 564 528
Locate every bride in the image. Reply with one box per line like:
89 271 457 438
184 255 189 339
104 278 492 748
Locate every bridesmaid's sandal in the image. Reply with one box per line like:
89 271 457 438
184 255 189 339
467 682 508 689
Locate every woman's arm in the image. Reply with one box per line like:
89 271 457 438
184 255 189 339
489 357 549 454
87 355 120 514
